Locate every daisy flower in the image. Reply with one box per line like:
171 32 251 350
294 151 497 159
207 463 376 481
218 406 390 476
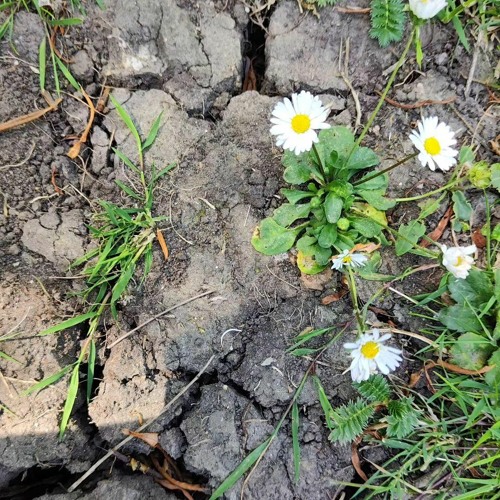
409 116 458 172
270 91 330 155
441 244 476 279
344 329 403 382
409 0 448 20
331 249 368 271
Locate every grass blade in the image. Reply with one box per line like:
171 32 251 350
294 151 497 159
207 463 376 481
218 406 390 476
115 180 142 200
38 311 97 336
142 112 163 151
109 95 142 157
55 56 80 92
153 162 176 182
292 401 301 482
209 437 272 499
59 363 80 438
86 338 96 402
38 37 46 91
111 263 135 304
313 376 335 429
287 327 334 352
0 351 19 363
113 148 141 174
49 18 84 26
23 364 73 395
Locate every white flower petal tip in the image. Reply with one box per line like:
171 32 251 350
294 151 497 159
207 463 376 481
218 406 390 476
409 0 448 19
331 249 368 271
270 91 330 155
441 244 477 279
344 329 403 383
409 116 458 172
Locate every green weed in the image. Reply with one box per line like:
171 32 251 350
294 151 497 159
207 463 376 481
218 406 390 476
25 100 174 437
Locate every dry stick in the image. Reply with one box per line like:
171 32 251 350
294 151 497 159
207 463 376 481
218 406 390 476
107 289 215 349
0 98 62 133
67 354 215 493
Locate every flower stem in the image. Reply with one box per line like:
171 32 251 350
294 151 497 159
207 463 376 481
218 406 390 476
353 28 416 149
395 178 461 202
352 152 418 187
346 267 365 334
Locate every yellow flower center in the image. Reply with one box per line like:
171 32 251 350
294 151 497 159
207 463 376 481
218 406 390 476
424 137 441 155
454 255 465 266
343 255 353 264
360 341 380 359
291 114 311 134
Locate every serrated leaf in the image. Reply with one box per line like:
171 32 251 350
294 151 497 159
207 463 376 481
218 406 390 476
491 163 500 191
273 203 311 227
370 0 406 47
485 349 500 389
448 269 494 307
450 333 495 370
437 305 483 333
452 191 472 221
386 397 419 438
317 127 355 162
354 374 390 402
329 399 375 443
395 221 426 256
251 218 299 255
324 193 343 224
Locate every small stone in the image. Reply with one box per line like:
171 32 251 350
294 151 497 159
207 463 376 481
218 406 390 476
70 50 94 82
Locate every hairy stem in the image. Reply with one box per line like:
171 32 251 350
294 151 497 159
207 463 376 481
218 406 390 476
353 152 418 187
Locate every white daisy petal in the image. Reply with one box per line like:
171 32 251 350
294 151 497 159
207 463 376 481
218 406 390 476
409 0 447 20
343 330 403 382
409 116 458 172
270 91 330 155
442 244 477 279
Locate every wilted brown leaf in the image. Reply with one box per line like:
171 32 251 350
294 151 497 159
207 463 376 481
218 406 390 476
300 267 333 291
122 429 159 448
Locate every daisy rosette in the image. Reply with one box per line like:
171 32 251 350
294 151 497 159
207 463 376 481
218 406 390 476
270 91 330 155
441 244 476 279
344 329 403 382
409 116 458 171
331 249 368 271
409 0 448 20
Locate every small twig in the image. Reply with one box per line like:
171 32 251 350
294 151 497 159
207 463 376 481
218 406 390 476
0 98 62 133
156 229 169 260
0 142 36 171
376 92 456 110
67 354 215 492
107 290 215 349
339 38 362 132
336 6 370 14
67 87 96 159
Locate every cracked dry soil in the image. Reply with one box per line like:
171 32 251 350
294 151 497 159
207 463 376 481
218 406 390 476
0 0 498 498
